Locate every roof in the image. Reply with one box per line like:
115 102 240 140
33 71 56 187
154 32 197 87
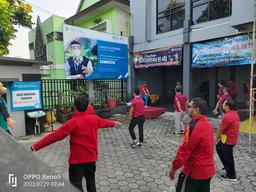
0 56 52 66
65 0 129 24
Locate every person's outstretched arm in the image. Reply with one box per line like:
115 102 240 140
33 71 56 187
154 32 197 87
31 120 75 151
96 116 122 129
213 101 220 115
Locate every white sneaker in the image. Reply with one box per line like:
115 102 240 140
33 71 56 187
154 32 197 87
130 140 139 148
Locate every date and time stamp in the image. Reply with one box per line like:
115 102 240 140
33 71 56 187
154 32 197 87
8 173 65 188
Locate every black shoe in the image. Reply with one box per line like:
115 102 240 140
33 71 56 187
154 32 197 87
173 131 184 135
220 174 237 181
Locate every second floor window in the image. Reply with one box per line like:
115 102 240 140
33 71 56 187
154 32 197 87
192 0 232 25
157 0 185 34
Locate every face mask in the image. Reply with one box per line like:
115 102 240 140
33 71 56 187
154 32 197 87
1 87 7 95
72 49 81 57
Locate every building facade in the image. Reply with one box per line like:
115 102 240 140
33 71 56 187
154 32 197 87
29 16 65 79
130 0 254 108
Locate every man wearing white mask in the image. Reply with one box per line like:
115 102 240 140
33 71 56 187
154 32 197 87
65 40 94 79
0 82 15 135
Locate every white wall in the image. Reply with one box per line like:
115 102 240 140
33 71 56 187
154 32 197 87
116 7 130 36
0 65 41 137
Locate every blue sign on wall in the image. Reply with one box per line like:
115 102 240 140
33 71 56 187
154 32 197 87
10 81 42 111
192 35 252 68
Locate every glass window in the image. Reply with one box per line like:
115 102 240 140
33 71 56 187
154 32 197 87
209 0 231 20
158 0 172 13
193 3 208 24
55 32 63 41
157 0 185 34
29 42 34 50
158 16 171 33
46 32 54 43
172 10 185 30
192 0 232 25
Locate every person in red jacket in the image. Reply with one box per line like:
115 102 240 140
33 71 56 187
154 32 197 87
128 88 145 148
216 99 240 181
217 80 226 99
31 95 122 192
229 79 237 101
139 81 150 107
169 98 215 192
173 86 187 135
213 86 230 118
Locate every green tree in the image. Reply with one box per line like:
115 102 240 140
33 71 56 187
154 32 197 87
0 0 32 55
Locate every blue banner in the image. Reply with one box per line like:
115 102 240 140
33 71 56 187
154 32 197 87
10 81 42 111
192 35 252 68
88 40 128 79
63 25 128 80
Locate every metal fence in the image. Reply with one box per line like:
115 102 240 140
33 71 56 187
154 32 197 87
42 79 128 110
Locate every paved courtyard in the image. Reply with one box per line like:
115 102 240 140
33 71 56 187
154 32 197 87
19 114 256 192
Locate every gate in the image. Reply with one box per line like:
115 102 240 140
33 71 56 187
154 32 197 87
41 79 128 131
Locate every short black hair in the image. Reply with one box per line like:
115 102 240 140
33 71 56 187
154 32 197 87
190 97 207 114
81 92 89 98
70 40 80 47
175 86 182 93
74 95 89 112
224 99 237 111
134 88 140 96
219 80 226 87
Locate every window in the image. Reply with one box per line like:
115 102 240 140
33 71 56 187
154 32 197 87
55 32 63 41
192 0 232 25
29 42 34 50
90 21 107 32
157 0 185 34
47 32 54 43
46 32 63 43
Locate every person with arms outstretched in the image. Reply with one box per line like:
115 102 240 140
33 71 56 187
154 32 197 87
31 95 122 192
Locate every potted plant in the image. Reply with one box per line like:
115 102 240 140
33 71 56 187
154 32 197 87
56 105 73 123
56 84 88 123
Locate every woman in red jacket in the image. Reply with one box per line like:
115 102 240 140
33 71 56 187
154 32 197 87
169 98 215 192
31 95 122 192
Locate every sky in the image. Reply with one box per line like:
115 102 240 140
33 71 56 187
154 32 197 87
7 0 80 58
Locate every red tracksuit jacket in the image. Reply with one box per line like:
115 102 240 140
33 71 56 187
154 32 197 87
172 115 215 179
32 112 116 164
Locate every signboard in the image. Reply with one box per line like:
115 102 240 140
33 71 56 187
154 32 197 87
10 81 42 111
133 46 182 69
63 24 128 80
192 35 253 68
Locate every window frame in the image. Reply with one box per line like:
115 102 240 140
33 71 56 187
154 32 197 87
191 0 232 25
156 0 185 34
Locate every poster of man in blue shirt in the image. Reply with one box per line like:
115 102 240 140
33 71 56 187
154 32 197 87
65 40 94 79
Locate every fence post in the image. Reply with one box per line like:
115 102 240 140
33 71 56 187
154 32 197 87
121 79 124 101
